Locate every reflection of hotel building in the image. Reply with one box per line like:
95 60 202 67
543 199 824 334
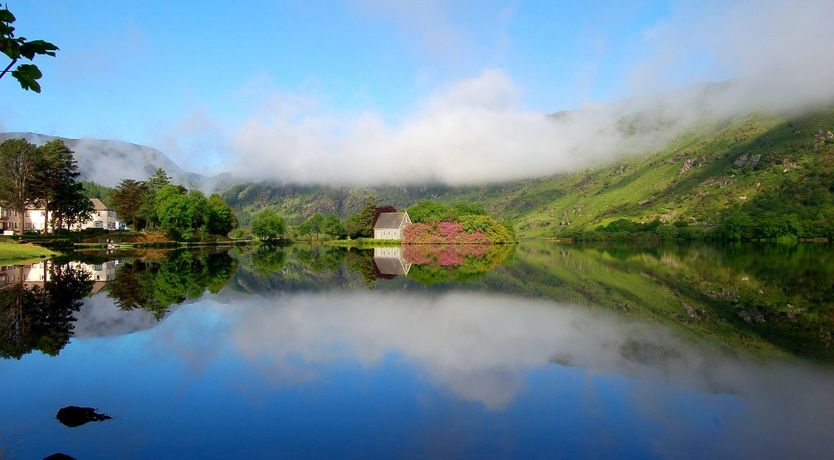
0 260 119 293
0 198 120 234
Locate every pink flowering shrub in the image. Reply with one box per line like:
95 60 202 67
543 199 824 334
403 221 490 245
403 223 438 244
437 222 464 238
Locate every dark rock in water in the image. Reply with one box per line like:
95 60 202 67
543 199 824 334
56 406 112 428
44 454 76 460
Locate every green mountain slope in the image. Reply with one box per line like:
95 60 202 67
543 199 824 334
220 107 834 238
513 108 834 237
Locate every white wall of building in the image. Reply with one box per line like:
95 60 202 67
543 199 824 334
373 228 402 239
0 203 121 233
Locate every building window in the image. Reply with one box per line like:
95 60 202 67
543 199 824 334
94 221 103 228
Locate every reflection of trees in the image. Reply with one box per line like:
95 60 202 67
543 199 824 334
228 246 364 293
0 264 93 359
107 250 236 320
293 246 346 273
405 244 515 285
343 249 381 287
252 247 288 275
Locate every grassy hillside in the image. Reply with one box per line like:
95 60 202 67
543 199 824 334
220 182 519 226
512 108 834 238
220 108 834 238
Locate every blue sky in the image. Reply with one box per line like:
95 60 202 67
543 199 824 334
2 0 831 182
1 1 668 136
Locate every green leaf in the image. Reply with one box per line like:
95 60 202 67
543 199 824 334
1 39 21 59
19 40 59 59
11 63 43 92
0 9 16 24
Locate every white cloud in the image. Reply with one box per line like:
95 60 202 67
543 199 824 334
99 283 834 457
628 0 834 107
153 108 229 176
224 0 834 186
139 289 834 459
231 70 625 185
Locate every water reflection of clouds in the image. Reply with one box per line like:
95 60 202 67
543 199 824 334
62 288 834 457
75 292 159 338
219 291 834 456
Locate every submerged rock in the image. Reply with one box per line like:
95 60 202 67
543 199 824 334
44 454 76 460
56 406 112 428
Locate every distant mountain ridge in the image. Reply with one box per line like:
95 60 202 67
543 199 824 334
0 132 228 191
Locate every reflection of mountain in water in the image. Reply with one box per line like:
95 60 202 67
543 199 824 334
74 293 161 338
2 241 833 363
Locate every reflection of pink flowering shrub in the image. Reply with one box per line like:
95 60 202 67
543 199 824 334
402 245 433 265
403 221 490 244
403 244 490 266
438 248 463 266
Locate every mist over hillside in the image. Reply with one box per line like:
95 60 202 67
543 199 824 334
4 99 833 239
220 105 834 239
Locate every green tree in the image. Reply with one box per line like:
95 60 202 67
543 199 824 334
0 5 59 92
298 213 325 239
81 181 115 205
185 190 209 236
719 210 754 241
344 196 377 238
54 184 93 231
407 200 454 223
206 194 237 235
154 184 191 240
112 179 148 230
452 203 487 216
252 208 286 242
32 140 81 233
0 138 38 233
140 168 171 229
320 214 346 239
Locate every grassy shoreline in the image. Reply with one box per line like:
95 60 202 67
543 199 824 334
0 242 59 263
326 238 401 248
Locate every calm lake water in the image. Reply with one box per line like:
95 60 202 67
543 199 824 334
1 242 833 459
